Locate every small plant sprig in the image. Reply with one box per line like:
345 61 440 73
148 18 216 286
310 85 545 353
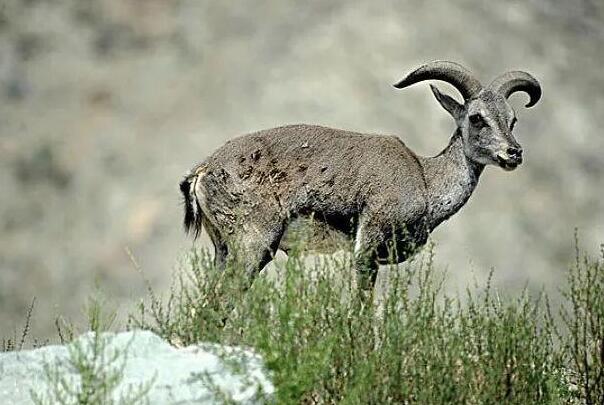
1 296 35 352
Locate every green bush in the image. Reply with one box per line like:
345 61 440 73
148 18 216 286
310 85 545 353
558 241 604 404
130 241 604 404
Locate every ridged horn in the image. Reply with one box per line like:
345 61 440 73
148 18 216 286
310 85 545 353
488 71 541 108
393 61 483 101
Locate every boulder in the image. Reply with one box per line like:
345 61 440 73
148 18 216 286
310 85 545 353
0 330 273 404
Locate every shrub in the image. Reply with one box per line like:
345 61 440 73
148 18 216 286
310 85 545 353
558 240 604 404
131 245 573 404
7 237 603 403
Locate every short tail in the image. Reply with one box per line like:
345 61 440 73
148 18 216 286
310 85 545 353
179 171 204 239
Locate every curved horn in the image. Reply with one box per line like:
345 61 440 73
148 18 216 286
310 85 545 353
393 61 483 101
488 71 541 108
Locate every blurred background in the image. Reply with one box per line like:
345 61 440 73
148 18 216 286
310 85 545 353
1 0 603 340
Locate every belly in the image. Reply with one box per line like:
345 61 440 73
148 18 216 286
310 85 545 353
279 215 353 254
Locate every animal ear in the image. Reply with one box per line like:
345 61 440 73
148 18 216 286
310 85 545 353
430 84 463 120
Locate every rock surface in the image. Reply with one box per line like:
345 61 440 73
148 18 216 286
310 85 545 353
0 330 273 404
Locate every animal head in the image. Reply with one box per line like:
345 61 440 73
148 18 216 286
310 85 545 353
394 61 541 171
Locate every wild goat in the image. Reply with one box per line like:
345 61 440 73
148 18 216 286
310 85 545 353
180 61 541 290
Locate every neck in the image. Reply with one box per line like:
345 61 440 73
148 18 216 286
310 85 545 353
420 129 484 230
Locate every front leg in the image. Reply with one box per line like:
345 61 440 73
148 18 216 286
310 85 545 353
353 220 380 292
353 206 423 292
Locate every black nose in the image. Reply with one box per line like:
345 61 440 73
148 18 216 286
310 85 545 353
507 146 523 158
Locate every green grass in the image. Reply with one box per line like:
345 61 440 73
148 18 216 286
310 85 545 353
4 239 604 404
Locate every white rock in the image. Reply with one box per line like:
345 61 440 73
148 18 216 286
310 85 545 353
0 330 273 404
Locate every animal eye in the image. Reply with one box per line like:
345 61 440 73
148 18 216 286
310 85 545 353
469 114 485 127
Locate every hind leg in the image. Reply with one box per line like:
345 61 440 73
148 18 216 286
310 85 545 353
201 210 284 281
202 217 229 271
229 221 285 286
213 241 229 271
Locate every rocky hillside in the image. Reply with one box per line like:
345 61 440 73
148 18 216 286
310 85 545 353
1 0 603 339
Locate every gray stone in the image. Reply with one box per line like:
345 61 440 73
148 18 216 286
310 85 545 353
0 330 274 404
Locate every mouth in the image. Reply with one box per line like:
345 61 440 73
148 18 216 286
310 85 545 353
496 154 522 171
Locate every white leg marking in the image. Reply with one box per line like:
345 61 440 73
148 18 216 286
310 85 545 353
354 221 364 257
